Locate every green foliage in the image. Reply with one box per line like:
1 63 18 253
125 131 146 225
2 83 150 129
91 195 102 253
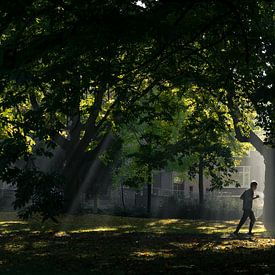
0 0 273 219
113 84 247 190
3 167 64 221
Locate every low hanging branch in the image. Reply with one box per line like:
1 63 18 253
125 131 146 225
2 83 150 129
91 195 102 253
226 89 264 155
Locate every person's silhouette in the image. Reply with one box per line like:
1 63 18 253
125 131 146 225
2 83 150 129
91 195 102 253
233 181 259 236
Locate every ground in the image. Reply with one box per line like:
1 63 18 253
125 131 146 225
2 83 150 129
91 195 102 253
0 212 275 274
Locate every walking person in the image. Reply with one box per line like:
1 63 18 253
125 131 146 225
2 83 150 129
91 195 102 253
233 181 260 236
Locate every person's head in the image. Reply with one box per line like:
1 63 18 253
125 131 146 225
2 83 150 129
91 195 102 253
250 181 258 191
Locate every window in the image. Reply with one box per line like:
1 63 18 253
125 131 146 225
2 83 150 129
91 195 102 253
173 176 184 191
230 166 251 188
172 174 185 196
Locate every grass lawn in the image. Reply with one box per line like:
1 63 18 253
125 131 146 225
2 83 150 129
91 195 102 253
0 212 274 274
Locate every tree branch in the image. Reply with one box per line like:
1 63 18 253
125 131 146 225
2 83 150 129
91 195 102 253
77 89 106 151
249 131 264 155
29 92 40 111
226 89 264 155
68 112 82 142
52 132 70 151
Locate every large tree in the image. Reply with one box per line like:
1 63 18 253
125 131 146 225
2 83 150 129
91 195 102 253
0 0 272 222
190 2 275 230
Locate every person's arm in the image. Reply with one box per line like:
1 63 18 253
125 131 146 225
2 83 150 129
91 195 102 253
253 195 260 200
240 191 246 200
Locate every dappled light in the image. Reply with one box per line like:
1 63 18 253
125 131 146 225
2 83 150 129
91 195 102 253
0 0 274 274
132 250 175 260
0 212 275 273
0 212 268 236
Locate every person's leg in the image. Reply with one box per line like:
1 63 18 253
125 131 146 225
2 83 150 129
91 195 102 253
235 210 249 233
248 210 256 234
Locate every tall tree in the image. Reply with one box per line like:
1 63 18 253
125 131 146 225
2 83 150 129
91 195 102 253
0 0 271 221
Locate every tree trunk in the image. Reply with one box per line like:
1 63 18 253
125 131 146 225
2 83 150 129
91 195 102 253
228 96 274 230
62 133 114 213
63 157 105 213
121 183 126 211
199 156 204 205
245 132 275 230
147 183 151 215
62 156 84 212
237 132 275 230
262 147 275 231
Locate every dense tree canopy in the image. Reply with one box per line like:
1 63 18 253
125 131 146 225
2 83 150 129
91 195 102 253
0 0 273 220
113 84 247 191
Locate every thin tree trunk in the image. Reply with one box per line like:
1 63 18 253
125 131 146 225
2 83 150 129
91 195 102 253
199 156 204 205
147 183 151 215
121 183 126 211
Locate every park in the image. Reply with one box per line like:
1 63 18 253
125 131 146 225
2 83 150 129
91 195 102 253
0 0 275 274
0 212 275 274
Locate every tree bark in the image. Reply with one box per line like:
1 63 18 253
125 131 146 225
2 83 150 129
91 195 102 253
262 147 275 231
62 133 114 213
234 130 275 230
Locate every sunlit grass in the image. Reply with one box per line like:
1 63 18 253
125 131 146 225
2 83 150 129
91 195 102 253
4 243 26 252
0 211 274 274
70 227 118 233
133 250 175 259
0 211 268 236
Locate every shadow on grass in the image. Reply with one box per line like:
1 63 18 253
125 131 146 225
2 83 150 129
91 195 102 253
0 212 274 274
0 212 267 234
